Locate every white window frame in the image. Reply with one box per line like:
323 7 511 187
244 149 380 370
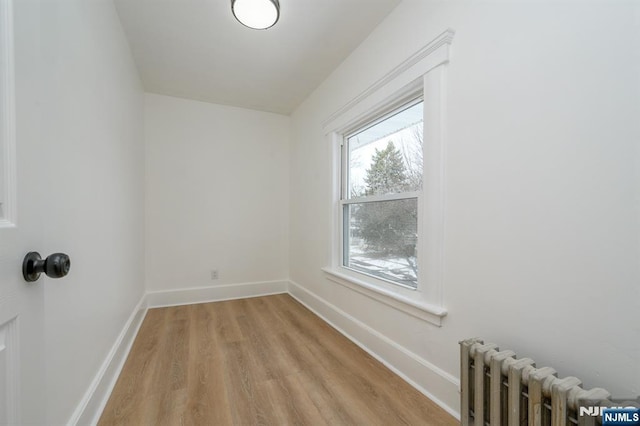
322 29 454 326
340 96 424 290
0 0 16 228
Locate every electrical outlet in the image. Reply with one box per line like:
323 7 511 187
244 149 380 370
211 270 219 280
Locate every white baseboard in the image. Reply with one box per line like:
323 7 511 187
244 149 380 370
287 279 461 420
68 293 148 426
146 280 289 308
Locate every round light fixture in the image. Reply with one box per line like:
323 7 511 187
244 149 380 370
231 0 280 30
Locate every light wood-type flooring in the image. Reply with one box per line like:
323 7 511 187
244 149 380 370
99 294 457 425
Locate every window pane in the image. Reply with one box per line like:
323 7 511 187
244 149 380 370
343 199 418 289
347 101 423 199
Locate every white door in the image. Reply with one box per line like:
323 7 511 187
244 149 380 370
0 0 47 423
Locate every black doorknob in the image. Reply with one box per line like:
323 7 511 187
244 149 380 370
22 252 71 282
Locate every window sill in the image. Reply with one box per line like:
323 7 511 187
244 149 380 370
0 219 15 229
322 267 447 327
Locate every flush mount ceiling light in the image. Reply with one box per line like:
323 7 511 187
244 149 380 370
231 0 280 30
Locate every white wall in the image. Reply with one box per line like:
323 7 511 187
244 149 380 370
15 0 638 421
290 0 640 415
29 0 146 423
145 93 290 292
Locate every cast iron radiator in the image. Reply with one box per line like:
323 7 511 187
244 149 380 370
460 338 638 426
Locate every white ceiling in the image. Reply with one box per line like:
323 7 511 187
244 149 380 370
114 0 401 115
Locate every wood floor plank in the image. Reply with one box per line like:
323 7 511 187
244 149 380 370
212 299 245 343
185 304 233 426
259 375 329 426
220 341 266 425
99 295 457 426
98 307 168 425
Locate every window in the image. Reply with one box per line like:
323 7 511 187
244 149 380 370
341 99 424 289
323 29 453 325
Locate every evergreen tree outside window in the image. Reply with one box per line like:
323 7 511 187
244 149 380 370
342 99 423 289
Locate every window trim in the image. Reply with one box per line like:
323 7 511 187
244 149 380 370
322 267 447 325
323 29 454 326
